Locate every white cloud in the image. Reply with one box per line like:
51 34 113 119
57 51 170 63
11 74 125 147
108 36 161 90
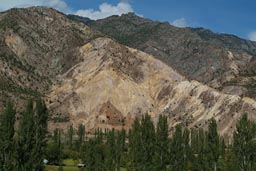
0 0 70 12
74 2 134 20
0 1 137 20
171 18 188 28
248 31 256 41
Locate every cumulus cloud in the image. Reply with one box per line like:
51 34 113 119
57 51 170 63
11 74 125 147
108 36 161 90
0 0 136 20
248 31 256 41
0 0 69 12
74 2 134 20
171 18 188 28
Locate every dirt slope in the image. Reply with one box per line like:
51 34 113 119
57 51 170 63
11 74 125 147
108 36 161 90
46 38 256 138
78 13 256 99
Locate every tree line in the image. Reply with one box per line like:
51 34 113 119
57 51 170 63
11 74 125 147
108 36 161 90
0 100 48 171
1 100 256 171
50 114 256 171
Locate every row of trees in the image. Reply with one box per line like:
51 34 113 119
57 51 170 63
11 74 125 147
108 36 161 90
50 114 256 171
1 100 256 171
0 100 48 171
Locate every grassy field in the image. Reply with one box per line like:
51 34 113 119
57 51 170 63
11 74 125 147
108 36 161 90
45 159 81 171
46 165 80 171
63 159 81 166
45 159 127 171
46 165 127 171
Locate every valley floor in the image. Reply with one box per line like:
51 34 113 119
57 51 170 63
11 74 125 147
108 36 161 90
45 165 127 171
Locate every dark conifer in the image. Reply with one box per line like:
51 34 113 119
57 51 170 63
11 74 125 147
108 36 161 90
0 102 16 171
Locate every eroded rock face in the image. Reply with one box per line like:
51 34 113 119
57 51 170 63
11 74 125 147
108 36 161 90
46 37 184 132
82 13 256 99
46 38 256 138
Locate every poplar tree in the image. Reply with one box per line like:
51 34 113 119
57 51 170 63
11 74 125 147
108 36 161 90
170 124 183 171
16 100 35 171
0 102 16 171
77 124 85 150
191 128 199 155
182 128 192 171
16 99 48 171
57 129 63 171
208 118 221 171
120 128 126 152
190 128 200 171
115 131 122 171
52 129 58 144
233 114 256 171
68 125 74 149
223 146 237 171
84 139 96 171
197 128 210 171
140 114 155 171
128 117 142 171
94 129 104 171
105 129 115 171
32 99 48 171
153 115 169 171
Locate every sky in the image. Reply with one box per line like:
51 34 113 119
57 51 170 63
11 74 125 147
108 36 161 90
0 0 256 41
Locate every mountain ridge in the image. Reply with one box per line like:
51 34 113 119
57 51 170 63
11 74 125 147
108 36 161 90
0 7 256 138
70 12 256 99
46 37 256 138
0 6 101 110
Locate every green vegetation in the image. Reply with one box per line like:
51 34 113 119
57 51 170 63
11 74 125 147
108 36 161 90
45 165 127 171
0 99 48 171
113 25 159 46
0 102 16 171
233 114 256 171
45 165 79 171
46 113 256 171
1 100 256 171
245 84 256 89
51 116 70 123
0 18 20 32
0 75 40 97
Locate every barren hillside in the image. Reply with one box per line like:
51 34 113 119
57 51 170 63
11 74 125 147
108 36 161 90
74 13 256 99
46 37 256 138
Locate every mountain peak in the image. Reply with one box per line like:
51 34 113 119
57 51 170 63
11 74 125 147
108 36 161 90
121 12 137 17
1 7 256 138
4 6 60 15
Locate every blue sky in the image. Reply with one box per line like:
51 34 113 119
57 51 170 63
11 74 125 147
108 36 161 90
1 0 256 41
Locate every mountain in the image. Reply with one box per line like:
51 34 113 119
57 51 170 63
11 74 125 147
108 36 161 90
68 14 92 25
0 7 256 137
46 37 256 138
73 13 256 99
0 7 100 110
